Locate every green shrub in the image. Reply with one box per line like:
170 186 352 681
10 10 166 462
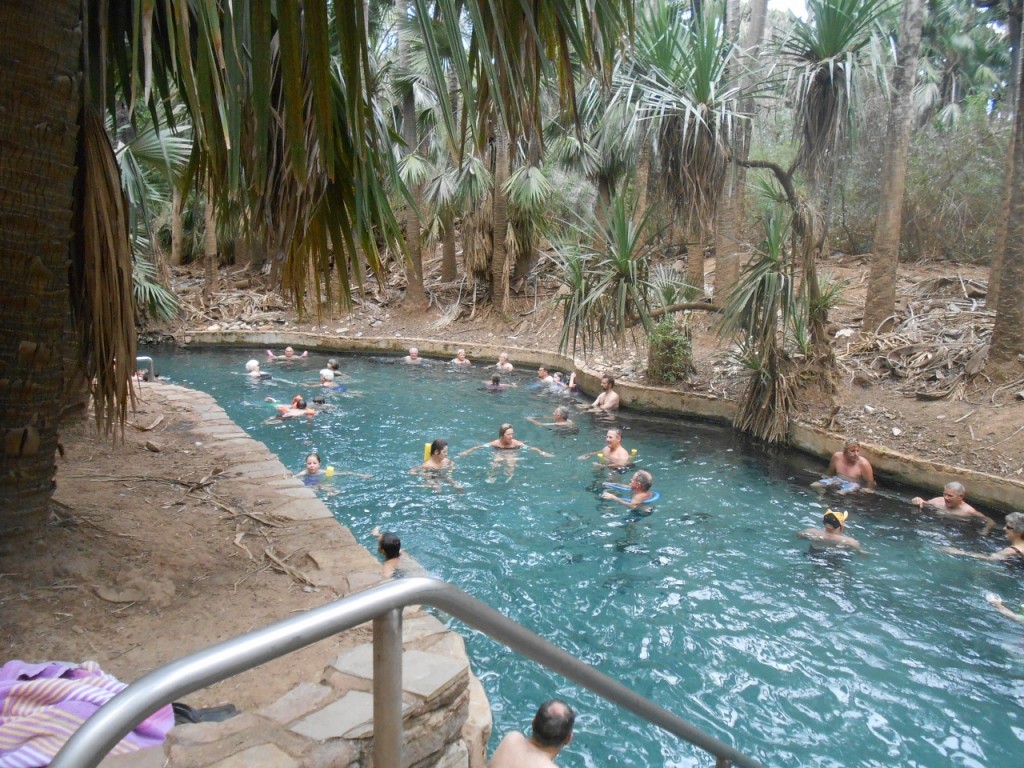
646 319 695 384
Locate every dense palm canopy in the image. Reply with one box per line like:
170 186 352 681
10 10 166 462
0 0 634 531
3 0 1023 534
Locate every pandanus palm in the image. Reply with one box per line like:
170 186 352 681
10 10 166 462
778 0 892 350
629 0 738 296
0 0 631 532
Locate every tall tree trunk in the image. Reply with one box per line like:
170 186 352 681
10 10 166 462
171 185 185 266
862 0 925 334
633 136 651 227
490 123 511 309
0 0 80 534
988 19 1024 376
989 0 1021 307
204 181 217 302
1008 0 1022 115
716 0 767 304
686 231 705 296
440 68 461 283
401 1 426 308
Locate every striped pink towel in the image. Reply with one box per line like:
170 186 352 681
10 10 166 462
0 660 173 768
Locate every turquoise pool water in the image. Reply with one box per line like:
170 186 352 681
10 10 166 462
157 348 1023 767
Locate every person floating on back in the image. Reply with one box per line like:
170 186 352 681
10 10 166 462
488 699 576 768
911 481 996 535
810 438 875 495
797 508 866 553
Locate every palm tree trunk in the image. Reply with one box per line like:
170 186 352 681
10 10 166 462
716 0 767 304
490 122 511 310
204 182 217 302
440 67 460 283
171 186 185 266
988 18 1024 376
989 4 1022 307
862 0 924 334
634 136 651 227
686 231 705 295
0 0 80 534
402 0 426 308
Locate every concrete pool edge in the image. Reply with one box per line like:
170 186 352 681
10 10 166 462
175 330 1024 512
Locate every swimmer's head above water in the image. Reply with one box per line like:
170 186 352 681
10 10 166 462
379 532 401 560
823 508 848 531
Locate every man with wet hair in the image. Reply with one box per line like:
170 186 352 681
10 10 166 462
489 699 576 767
911 481 996 535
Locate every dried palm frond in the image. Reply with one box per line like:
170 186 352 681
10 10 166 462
72 107 137 435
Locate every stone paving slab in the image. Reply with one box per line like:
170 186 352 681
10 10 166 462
266 498 335 521
225 460 292 479
330 645 468 701
289 690 405 741
209 743 298 768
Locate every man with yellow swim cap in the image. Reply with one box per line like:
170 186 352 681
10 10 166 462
797 508 866 553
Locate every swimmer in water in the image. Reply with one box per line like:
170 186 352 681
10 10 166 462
578 428 631 467
527 406 577 433
371 526 424 579
267 346 307 360
296 452 370 487
326 358 352 380
797 508 866 553
245 359 266 378
403 347 423 364
495 351 514 372
910 481 996 535
482 374 515 392
265 395 315 419
601 470 655 509
451 349 472 367
459 423 554 458
460 423 553 483
810 438 875 495
410 439 461 492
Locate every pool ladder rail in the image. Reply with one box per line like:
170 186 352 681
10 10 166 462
50 577 765 768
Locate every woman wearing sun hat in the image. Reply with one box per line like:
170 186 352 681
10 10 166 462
797 508 866 553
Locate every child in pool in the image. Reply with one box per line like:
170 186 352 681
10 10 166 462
296 452 370 488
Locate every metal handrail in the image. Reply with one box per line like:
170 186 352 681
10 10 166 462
50 577 765 768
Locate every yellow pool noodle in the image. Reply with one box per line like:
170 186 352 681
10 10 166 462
424 442 431 462
325 466 335 477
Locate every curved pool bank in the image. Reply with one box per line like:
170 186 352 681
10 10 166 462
178 330 1024 512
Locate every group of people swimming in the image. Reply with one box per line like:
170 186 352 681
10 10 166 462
802 437 1022 619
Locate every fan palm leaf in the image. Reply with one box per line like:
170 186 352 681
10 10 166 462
781 0 895 184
